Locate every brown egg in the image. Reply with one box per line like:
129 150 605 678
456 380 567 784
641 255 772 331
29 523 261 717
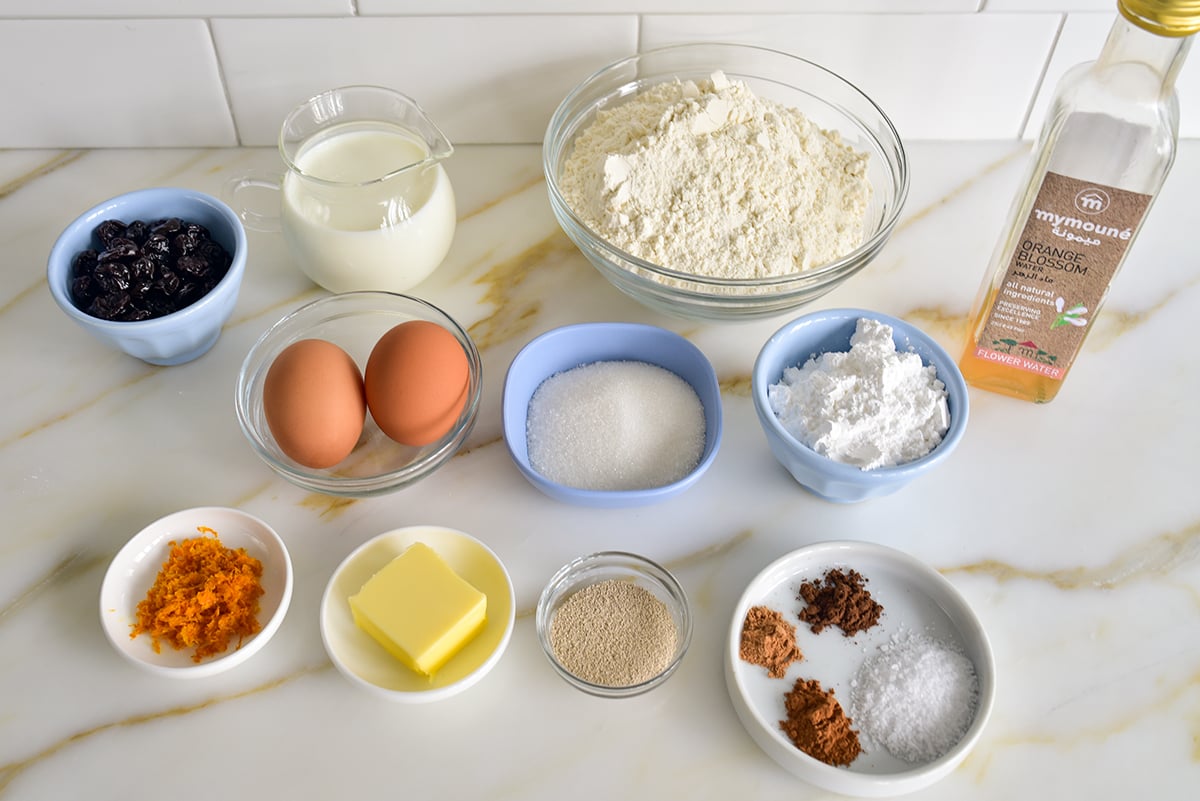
365 321 470 447
262 338 366 469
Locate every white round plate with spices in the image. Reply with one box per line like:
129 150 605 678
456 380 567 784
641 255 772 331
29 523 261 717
724 540 995 797
99 506 293 679
320 525 515 703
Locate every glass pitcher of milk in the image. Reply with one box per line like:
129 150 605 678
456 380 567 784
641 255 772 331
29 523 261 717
228 85 456 294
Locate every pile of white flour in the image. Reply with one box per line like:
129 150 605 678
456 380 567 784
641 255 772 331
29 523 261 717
559 71 871 279
768 318 950 470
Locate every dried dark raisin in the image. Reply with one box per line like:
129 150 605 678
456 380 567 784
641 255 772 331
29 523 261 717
130 256 157 284
155 270 181 296
93 261 132 293
151 217 182 236
69 215 232 322
88 291 130 320
72 250 99 278
95 219 127 245
144 233 171 257
71 275 98 305
176 282 203 307
98 237 138 263
124 220 148 244
175 254 210 281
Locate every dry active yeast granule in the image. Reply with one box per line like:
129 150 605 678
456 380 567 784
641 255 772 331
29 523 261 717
549 578 677 687
559 70 871 279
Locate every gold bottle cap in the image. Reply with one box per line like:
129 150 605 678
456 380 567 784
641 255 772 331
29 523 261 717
1120 0 1200 36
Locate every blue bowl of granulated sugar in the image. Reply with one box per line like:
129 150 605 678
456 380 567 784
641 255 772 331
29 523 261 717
502 322 723 508
752 308 968 504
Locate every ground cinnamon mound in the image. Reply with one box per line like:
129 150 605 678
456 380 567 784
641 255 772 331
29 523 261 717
780 677 862 767
131 527 264 663
739 605 802 678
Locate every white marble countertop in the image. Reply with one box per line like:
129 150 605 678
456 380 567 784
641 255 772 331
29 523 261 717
3 141 1198 800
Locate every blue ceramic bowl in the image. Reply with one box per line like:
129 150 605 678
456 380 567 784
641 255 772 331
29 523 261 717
752 308 968 503
502 322 722 507
47 187 247 366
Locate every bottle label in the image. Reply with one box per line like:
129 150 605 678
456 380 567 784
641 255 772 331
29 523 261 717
972 172 1151 379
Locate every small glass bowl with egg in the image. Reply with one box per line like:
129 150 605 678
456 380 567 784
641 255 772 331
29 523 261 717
235 291 482 497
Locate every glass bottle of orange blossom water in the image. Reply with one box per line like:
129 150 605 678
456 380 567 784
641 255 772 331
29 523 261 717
959 0 1199 402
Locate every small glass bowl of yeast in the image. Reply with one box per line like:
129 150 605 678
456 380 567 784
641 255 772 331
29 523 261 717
536 551 691 698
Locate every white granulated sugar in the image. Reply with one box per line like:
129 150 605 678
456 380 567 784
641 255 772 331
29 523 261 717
768 318 950 470
559 71 871 279
526 360 705 491
849 629 979 764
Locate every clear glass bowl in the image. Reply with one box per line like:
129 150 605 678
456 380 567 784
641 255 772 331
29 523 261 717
536 551 692 698
543 42 909 321
235 291 482 497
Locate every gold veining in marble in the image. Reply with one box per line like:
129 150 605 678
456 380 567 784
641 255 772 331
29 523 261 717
903 306 970 343
0 150 84 201
940 523 1200 590
665 528 754 571
5 366 158 451
515 528 755 619
456 433 503 458
1080 266 1200 352
154 150 219 184
300 493 358 519
0 665 329 794
0 278 48 318
226 286 324 330
467 230 583 352
459 171 546 223
668 529 755 613
964 663 1200 781
0 550 105 624
720 375 752 397
893 144 1030 234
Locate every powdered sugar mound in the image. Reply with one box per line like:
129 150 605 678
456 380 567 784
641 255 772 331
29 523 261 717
849 628 979 764
767 318 949 470
558 71 871 279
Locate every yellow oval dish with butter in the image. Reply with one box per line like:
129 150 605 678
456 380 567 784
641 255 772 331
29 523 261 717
348 542 487 678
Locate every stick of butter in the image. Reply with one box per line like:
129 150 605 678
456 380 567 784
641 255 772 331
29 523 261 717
349 542 487 677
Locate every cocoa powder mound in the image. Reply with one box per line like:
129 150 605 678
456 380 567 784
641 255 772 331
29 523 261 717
797 568 882 637
739 605 802 678
780 677 863 767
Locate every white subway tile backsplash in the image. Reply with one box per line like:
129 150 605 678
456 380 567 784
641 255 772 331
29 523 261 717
213 16 637 146
0 1 352 18
641 13 1061 140
0 4 1195 147
0 19 235 148
360 1 981 13
983 0 1112 9
1023 13 1200 139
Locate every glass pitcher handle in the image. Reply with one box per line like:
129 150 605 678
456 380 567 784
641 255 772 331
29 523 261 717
223 172 283 233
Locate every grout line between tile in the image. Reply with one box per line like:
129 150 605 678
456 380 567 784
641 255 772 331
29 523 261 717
1018 12 1068 139
206 18 242 147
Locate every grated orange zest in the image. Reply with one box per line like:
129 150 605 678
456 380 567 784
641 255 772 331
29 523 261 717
131 528 264 662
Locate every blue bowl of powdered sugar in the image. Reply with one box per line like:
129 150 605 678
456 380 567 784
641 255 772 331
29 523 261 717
502 322 722 508
752 308 968 503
